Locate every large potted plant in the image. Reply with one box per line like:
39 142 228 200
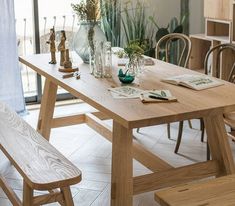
72 0 106 63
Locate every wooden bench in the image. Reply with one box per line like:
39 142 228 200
0 102 82 206
155 174 235 206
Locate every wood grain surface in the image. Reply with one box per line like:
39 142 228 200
0 102 81 190
19 53 235 129
155 174 235 206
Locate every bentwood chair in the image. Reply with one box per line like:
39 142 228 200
176 43 235 160
205 44 235 143
137 33 199 153
155 33 192 68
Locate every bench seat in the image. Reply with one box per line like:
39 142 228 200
155 174 235 206
0 102 82 205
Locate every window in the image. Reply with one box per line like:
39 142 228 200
14 0 80 102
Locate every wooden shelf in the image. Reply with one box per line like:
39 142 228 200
189 34 211 71
206 19 232 42
190 33 210 41
233 3 235 42
206 35 230 43
190 0 235 80
204 0 233 21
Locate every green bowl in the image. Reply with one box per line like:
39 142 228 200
118 75 135 84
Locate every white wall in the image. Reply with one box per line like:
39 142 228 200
146 0 181 28
189 0 204 34
145 0 204 34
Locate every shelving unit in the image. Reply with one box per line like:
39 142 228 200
233 2 235 43
189 0 235 80
189 34 211 72
204 0 233 21
206 19 231 42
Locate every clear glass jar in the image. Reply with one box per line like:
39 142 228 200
94 42 103 78
137 55 145 76
126 56 138 76
89 47 95 74
103 41 112 78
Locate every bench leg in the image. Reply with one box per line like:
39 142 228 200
61 187 74 206
23 181 33 206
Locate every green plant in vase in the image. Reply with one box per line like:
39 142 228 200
124 41 144 76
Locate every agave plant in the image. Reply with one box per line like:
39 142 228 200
121 0 155 57
181 0 189 35
100 0 121 46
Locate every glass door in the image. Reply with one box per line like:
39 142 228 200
15 0 80 103
15 0 38 102
38 0 79 97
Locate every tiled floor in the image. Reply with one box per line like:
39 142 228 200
1 102 235 205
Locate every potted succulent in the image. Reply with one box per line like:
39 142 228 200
72 0 106 64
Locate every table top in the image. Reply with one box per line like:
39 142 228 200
19 53 235 129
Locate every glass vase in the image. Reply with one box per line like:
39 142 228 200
126 56 138 76
103 41 112 78
73 21 106 64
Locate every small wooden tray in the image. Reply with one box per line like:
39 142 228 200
59 67 79 73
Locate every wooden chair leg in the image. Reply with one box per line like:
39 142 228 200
200 119 205 142
61 187 74 206
174 121 184 153
23 181 33 206
188 120 193 129
167 123 171 139
207 142 210 161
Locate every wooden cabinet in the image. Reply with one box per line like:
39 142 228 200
204 0 233 20
189 0 235 80
189 34 211 71
189 34 235 80
206 19 232 42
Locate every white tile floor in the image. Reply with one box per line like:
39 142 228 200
1 102 235 206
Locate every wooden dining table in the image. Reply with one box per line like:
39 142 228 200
20 53 235 206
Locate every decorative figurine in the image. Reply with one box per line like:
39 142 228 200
46 27 56 64
63 49 72 68
58 30 66 66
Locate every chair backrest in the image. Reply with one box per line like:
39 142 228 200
204 43 235 82
155 33 192 68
